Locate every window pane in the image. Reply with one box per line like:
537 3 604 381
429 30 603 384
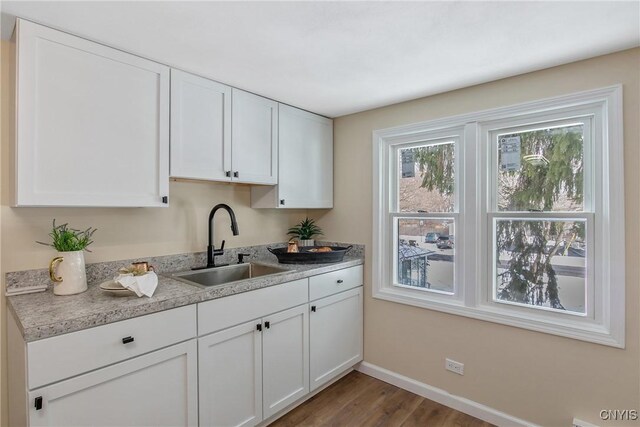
397 218 454 293
399 142 454 213
495 219 586 314
496 124 584 212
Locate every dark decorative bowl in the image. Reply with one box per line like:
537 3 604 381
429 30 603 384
267 246 353 264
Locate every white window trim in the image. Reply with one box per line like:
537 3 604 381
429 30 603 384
372 85 625 348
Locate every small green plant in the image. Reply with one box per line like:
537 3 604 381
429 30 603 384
287 217 323 240
37 220 97 252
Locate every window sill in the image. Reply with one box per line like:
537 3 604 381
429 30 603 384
373 286 624 348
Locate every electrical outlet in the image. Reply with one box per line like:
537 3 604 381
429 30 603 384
445 358 464 375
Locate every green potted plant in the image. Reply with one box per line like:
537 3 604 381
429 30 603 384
287 217 323 247
37 220 97 295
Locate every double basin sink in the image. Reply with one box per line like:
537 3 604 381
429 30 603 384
172 262 289 289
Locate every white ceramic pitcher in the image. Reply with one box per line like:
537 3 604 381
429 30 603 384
49 250 88 295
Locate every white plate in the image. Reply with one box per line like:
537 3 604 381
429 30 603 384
99 280 136 297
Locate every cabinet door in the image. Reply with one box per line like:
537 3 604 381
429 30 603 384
199 320 263 427
170 69 231 181
310 287 363 391
262 305 309 419
278 104 333 208
15 19 170 207
231 89 278 185
28 340 197 427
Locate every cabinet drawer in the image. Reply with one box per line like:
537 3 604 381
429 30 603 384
309 266 363 301
27 305 196 389
198 279 308 336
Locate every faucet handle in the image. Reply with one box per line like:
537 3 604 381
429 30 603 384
237 253 251 264
219 240 226 251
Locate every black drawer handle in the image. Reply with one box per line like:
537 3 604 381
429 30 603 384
34 396 43 410
256 323 262 332
122 336 135 344
337 279 344 284
265 321 270 329
233 171 239 178
311 305 316 312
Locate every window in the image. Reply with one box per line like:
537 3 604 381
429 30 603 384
488 119 592 317
373 86 624 347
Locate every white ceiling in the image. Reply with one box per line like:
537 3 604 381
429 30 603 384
1 1 639 117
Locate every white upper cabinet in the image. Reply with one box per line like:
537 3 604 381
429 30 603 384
170 69 231 181
15 19 170 207
231 89 278 185
251 104 333 209
169 82 277 185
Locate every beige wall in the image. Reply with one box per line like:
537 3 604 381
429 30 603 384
0 40 308 424
317 47 640 427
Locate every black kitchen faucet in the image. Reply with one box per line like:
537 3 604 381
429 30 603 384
206 203 239 268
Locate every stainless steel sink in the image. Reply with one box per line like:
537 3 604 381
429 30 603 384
172 262 288 288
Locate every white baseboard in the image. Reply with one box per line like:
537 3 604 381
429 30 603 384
357 362 538 427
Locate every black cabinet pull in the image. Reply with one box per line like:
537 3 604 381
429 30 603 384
225 171 231 177
34 396 43 410
161 196 168 204
233 171 239 178
122 336 135 344
256 323 262 332
264 321 270 329
280 199 285 206
311 305 316 312
337 279 344 284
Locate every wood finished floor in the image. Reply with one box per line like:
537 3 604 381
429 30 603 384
269 371 495 427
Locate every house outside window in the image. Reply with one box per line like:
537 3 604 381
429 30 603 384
372 86 625 347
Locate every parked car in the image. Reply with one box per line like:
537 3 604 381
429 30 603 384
424 232 440 243
436 235 453 249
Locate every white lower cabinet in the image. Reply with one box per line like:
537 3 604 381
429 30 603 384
9 266 363 427
309 287 363 391
198 304 309 427
29 340 198 427
262 305 309 419
198 320 263 427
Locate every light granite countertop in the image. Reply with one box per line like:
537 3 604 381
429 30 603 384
7 253 364 342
